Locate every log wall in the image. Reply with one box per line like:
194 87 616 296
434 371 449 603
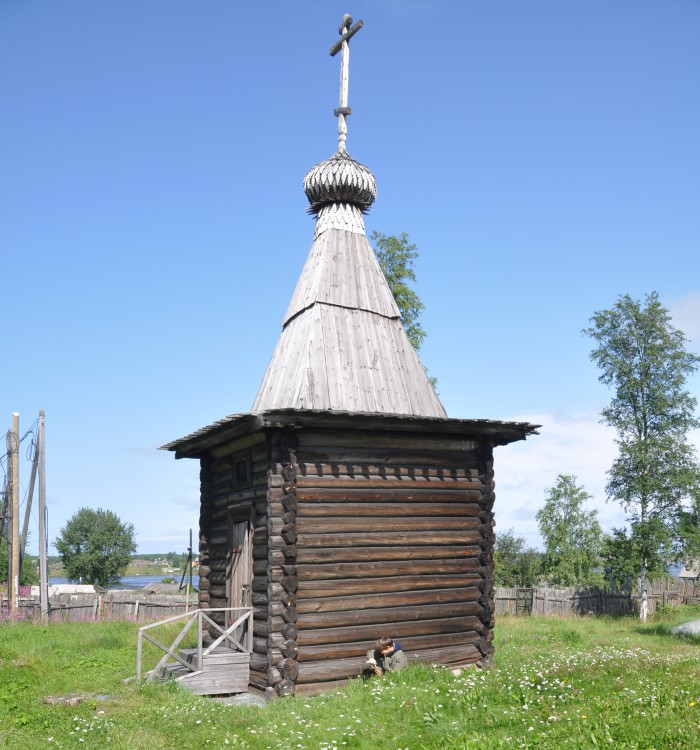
198 433 268 633
197 423 497 698
286 427 496 696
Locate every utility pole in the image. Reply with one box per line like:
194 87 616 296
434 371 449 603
4 429 11 609
11 413 20 613
38 411 48 620
20 434 39 574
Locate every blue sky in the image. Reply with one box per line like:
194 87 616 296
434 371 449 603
2 1 699 554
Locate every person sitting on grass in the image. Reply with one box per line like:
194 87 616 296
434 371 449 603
365 636 407 677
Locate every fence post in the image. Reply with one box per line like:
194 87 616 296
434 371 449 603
136 630 142 682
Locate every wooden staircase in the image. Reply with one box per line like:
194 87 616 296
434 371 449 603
137 607 253 696
159 647 250 695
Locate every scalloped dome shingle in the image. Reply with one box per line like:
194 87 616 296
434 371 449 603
303 150 377 213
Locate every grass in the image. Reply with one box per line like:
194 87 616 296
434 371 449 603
1 609 699 749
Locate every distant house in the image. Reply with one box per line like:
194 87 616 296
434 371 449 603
678 565 699 583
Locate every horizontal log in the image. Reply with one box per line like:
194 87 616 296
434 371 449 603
298 631 481 662
254 617 285 637
206 545 228 560
295 644 481 684
248 672 270 692
297 517 481 534
297 530 482 548
249 652 272 673
207 532 228 547
297 488 484 503
297 502 482 517
298 601 481 630
208 432 267 459
206 451 267 476
267 546 297 564
294 679 349 697
297 557 481 580
201 476 265 497
295 449 481 466
252 577 269 593
252 592 268 607
253 528 268 544
298 573 481 596
297 587 479 614
253 606 268 621
297 545 481 565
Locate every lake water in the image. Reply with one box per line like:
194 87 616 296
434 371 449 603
49 574 199 589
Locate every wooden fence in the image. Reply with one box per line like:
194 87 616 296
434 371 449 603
495 578 700 617
3 578 699 623
3 590 198 622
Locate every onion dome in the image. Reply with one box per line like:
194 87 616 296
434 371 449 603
303 149 377 214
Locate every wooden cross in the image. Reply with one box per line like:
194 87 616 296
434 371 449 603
330 14 364 152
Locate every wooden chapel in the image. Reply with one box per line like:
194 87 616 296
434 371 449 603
162 15 538 697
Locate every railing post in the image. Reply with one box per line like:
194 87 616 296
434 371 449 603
197 610 203 670
137 629 143 682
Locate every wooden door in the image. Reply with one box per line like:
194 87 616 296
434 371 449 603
227 512 253 648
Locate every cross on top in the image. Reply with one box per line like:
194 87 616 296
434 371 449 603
330 14 364 152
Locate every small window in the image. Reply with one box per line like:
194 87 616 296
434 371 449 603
232 451 252 488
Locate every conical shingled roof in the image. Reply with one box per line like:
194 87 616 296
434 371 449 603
252 152 446 417
252 17 444 418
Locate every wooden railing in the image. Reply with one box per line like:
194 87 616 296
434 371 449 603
136 607 253 682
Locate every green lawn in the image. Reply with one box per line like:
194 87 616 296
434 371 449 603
1 608 699 749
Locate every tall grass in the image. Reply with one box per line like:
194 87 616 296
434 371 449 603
1 609 699 749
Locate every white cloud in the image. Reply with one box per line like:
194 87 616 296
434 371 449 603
493 410 624 549
671 291 700 353
494 410 700 550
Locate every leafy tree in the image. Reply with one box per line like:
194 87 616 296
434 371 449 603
371 231 427 351
0 540 39 585
536 474 603 586
601 522 670 590
55 508 136 588
584 292 700 621
494 528 542 587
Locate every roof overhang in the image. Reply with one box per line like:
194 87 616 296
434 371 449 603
160 409 540 459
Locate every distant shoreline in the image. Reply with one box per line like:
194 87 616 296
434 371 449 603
49 574 199 588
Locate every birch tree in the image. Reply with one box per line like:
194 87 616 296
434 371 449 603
371 231 426 351
584 292 700 621
536 474 602 586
